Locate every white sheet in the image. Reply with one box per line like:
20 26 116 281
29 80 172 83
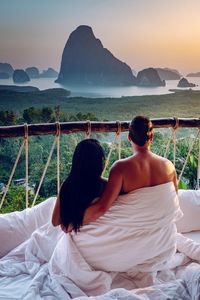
183 231 200 244
70 182 182 273
0 197 55 257
0 183 200 300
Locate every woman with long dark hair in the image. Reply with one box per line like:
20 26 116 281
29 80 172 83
52 138 106 232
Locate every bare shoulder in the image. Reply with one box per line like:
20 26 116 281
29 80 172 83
153 153 175 170
110 159 123 174
111 157 131 173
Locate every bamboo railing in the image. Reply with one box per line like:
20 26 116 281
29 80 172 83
0 117 199 210
0 118 200 138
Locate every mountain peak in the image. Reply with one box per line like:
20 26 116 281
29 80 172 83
56 26 136 86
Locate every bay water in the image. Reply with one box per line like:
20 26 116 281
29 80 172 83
1 77 200 98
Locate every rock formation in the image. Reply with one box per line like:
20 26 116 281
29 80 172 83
25 67 40 78
0 63 14 77
13 69 30 83
177 78 196 88
186 72 200 77
156 68 181 80
0 72 10 79
40 68 58 78
56 25 136 86
136 68 165 87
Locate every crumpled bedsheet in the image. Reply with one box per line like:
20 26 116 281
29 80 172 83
0 186 200 299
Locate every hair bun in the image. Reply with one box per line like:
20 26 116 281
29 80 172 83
129 116 153 146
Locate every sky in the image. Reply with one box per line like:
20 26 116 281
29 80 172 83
1 0 200 75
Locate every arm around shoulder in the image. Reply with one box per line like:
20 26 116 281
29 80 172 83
83 161 123 224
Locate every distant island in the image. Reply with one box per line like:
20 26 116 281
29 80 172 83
40 68 58 78
0 85 39 92
177 77 196 88
136 68 165 87
2 25 197 89
13 69 30 83
0 63 14 77
187 72 200 77
56 25 136 86
0 86 70 110
56 25 170 87
0 63 58 80
25 67 40 78
156 68 181 80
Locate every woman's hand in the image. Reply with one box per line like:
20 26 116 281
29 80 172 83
60 223 73 233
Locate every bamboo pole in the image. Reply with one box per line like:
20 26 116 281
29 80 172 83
0 118 199 138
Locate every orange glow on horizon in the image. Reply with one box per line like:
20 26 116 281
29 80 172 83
1 0 200 75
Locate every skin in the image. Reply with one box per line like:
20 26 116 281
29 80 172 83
52 133 178 231
52 192 61 226
82 133 178 225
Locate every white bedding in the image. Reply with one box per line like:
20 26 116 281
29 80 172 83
184 231 200 244
0 184 200 300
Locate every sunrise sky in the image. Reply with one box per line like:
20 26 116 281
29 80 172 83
1 0 200 75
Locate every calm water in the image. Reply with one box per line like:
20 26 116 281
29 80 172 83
1 77 200 98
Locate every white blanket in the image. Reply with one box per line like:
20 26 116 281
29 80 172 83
0 183 200 299
70 182 182 273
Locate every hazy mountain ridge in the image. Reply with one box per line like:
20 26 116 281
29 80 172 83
0 64 58 80
156 68 181 80
187 72 200 77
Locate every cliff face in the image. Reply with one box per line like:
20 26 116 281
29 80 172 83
0 63 14 77
156 68 181 80
40 68 58 78
25 67 40 78
177 78 196 88
136 68 165 87
56 25 136 86
0 72 10 79
13 70 30 83
187 72 200 77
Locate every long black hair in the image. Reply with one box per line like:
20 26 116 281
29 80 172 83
59 139 105 232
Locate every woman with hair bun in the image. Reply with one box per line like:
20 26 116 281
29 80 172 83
82 115 178 224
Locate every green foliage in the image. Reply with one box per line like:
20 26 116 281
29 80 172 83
0 107 199 213
0 110 18 125
175 138 199 189
0 89 200 119
21 106 98 124
0 185 44 213
178 180 188 190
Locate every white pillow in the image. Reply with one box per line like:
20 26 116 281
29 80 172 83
176 190 200 233
0 197 55 258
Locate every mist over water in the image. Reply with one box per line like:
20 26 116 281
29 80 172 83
1 77 200 98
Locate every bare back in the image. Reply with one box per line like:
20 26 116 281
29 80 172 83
83 116 178 224
118 151 177 194
83 146 178 225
